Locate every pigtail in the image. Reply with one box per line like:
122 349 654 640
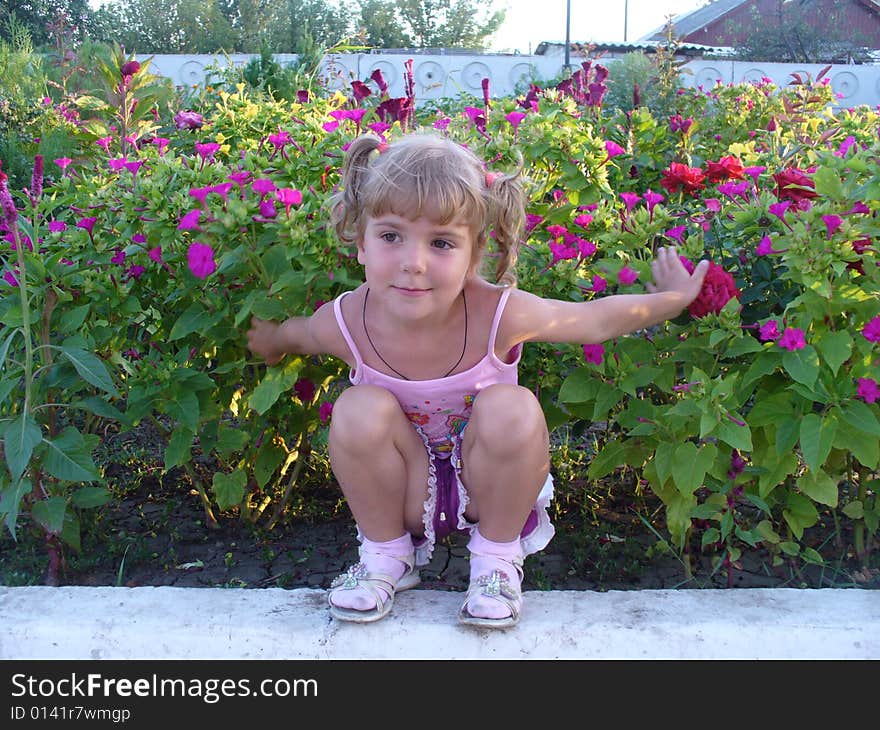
329 134 383 244
485 167 526 287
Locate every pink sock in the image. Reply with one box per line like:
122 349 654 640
465 529 523 620
329 533 413 612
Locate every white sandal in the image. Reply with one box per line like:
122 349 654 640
328 552 420 623
458 557 524 630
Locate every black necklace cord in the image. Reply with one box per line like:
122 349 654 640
362 287 468 380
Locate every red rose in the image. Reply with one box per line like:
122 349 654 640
705 156 744 182
688 262 740 318
773 167 817 203
660 162 706 195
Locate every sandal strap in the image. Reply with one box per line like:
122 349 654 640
328 556 415 612
467 552 524 581
462 569 522 620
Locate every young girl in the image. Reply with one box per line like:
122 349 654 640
247 132 708 629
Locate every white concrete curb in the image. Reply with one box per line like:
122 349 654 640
1 586 877 659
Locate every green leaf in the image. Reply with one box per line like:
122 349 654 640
801 547 824 565
165 427 193 470
169 302 213 341
782 346 819 388
758 451 798 498
255 438 286 489
71 396 125 421
212 469 247 511
31 496 68 534
0 326 19 371
735 526 759 548
164 389 200 431
742 353 778 388
724 336 764 358
671 442 716 496
701 527 720 548
43 427 100 482
559 369 599 403
715 415 753 451
592 387 623 421
842 501 864 519
796 468 838 508
248 358 304 415
754 520 781 544
779 541 800 556
60 510 81 552
4 414 42 481
799 413 837 472
840 400 880 438
747 394 792 427
0 478 31 538
775 417 801 457
58 304 91 332
587 440 626 480
815 330 852 376
58 347 119 397
783 492 819 540
812 166 844 199
690 503 721 519
216 427 250 457
833 421 879 469
70 486 112 509
653 442 674 487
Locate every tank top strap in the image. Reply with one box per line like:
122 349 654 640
486 287 514 356
332 292 364 371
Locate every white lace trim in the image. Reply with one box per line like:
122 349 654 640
413 423 439 567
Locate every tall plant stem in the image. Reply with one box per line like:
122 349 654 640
854 466 867 563
12 226 33 416
266 435 311 531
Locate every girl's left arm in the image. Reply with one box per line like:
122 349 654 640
504 247 709 345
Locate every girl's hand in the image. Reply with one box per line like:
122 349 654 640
246 317 285 366
645 246 709 306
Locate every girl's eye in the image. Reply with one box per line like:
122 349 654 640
433 239 454 250
381 232 399 243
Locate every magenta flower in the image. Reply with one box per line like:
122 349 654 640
549 241 578 262
643 190 664 213
863 316 880 343
618 266 638 285
525 213 543 233
546 224 568 239
120 60 140 77
188 186 211 206
856 377 880 404
574 214 593 229
54 157 72 171
126 264 146 280
110 249 126 266
319 401 334 423
275 187 303 217
351 80 371 102
48 220 67 233
148 246 162 263
187 242 216 279
669 114 693 134
108 157 127 171
2 270 19 287
228 171 253 189
252 179 277 197
505 111 526 131
582 343 605 365
195 142 220 160
778 327 806 351
259 199 277 218
620 192 641 212
768 201 791 221
210 182 234 201
132 233 146 244
759 319 780 342
96 136 113 153
294 378 316 403
665 226 686 243
577 239 597 258
591 274 607 293
76 216 96 236
178 209 202 230
822 214 843 238
845 201 870 215
743 166 766 184
756 235 775 256
432 117 451 131
604 140 625 158
153 137 170 154
322 120 339 134
836 136 856 158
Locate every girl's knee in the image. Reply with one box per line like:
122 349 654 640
330 385 405 446
469 384 547 449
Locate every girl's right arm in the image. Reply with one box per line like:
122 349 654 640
246 301 350 366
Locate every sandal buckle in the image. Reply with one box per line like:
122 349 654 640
331 562 368 589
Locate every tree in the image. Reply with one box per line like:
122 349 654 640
0 0 96 46
732 0 875 63
354 0 504 49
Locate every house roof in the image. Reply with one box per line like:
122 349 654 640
640 0 880 42
534 40 730 57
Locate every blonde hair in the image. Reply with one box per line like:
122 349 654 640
330 132 525 285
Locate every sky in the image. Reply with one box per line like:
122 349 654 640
488 0 708 54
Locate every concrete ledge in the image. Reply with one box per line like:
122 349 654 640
1 586 877 659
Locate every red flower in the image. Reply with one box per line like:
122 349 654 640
687 261 740 318
705 156 744 183
773 167 817 203
660 162 706 195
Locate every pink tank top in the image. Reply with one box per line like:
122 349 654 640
333 288 521 457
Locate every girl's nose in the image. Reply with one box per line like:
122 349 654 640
401 245 427 274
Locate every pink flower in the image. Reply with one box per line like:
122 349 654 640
259 199 277 218
153 137 170 154
546 224 568 239
76 217 96 235
618 266 638 285
187 242 216 279
48 220 67 233
432 117 451 131
148 246 162 263
275 187 303 217
195 141 220 160
863 316 880 343
322 121 340 133
604 140 625 158
665 226 686 243
856 377 880 404
643 189 664 212
505 111 526 130
756 235 775 256
768 201 791 221
96 136 113 152
669 114 693 134
704 198 721 213
178 209 202 230
582 343 605 365
822 214 843 238
577 239 597 258
845 201 870 215
549 241 578 262
123 160 145 176
525 213 543 233
188 186 211 205
294 378 316 403
132 233 146 244
319 401 334 423
108 157 127 171
778 327 806 351
591 274 607 293
174 110 204 129
759 320 781 341
54 157 72 171
688 262 740 318
228 171 253 188
252 178 277 197
2 270 19 286
126 264 146 280
110 249 126 266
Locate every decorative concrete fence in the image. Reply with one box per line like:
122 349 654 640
138 51 880 109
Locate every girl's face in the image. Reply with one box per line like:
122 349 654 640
358 213 476 316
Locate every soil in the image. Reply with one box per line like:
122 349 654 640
2 426 878 593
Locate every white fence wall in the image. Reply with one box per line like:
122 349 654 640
138 52 880 109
